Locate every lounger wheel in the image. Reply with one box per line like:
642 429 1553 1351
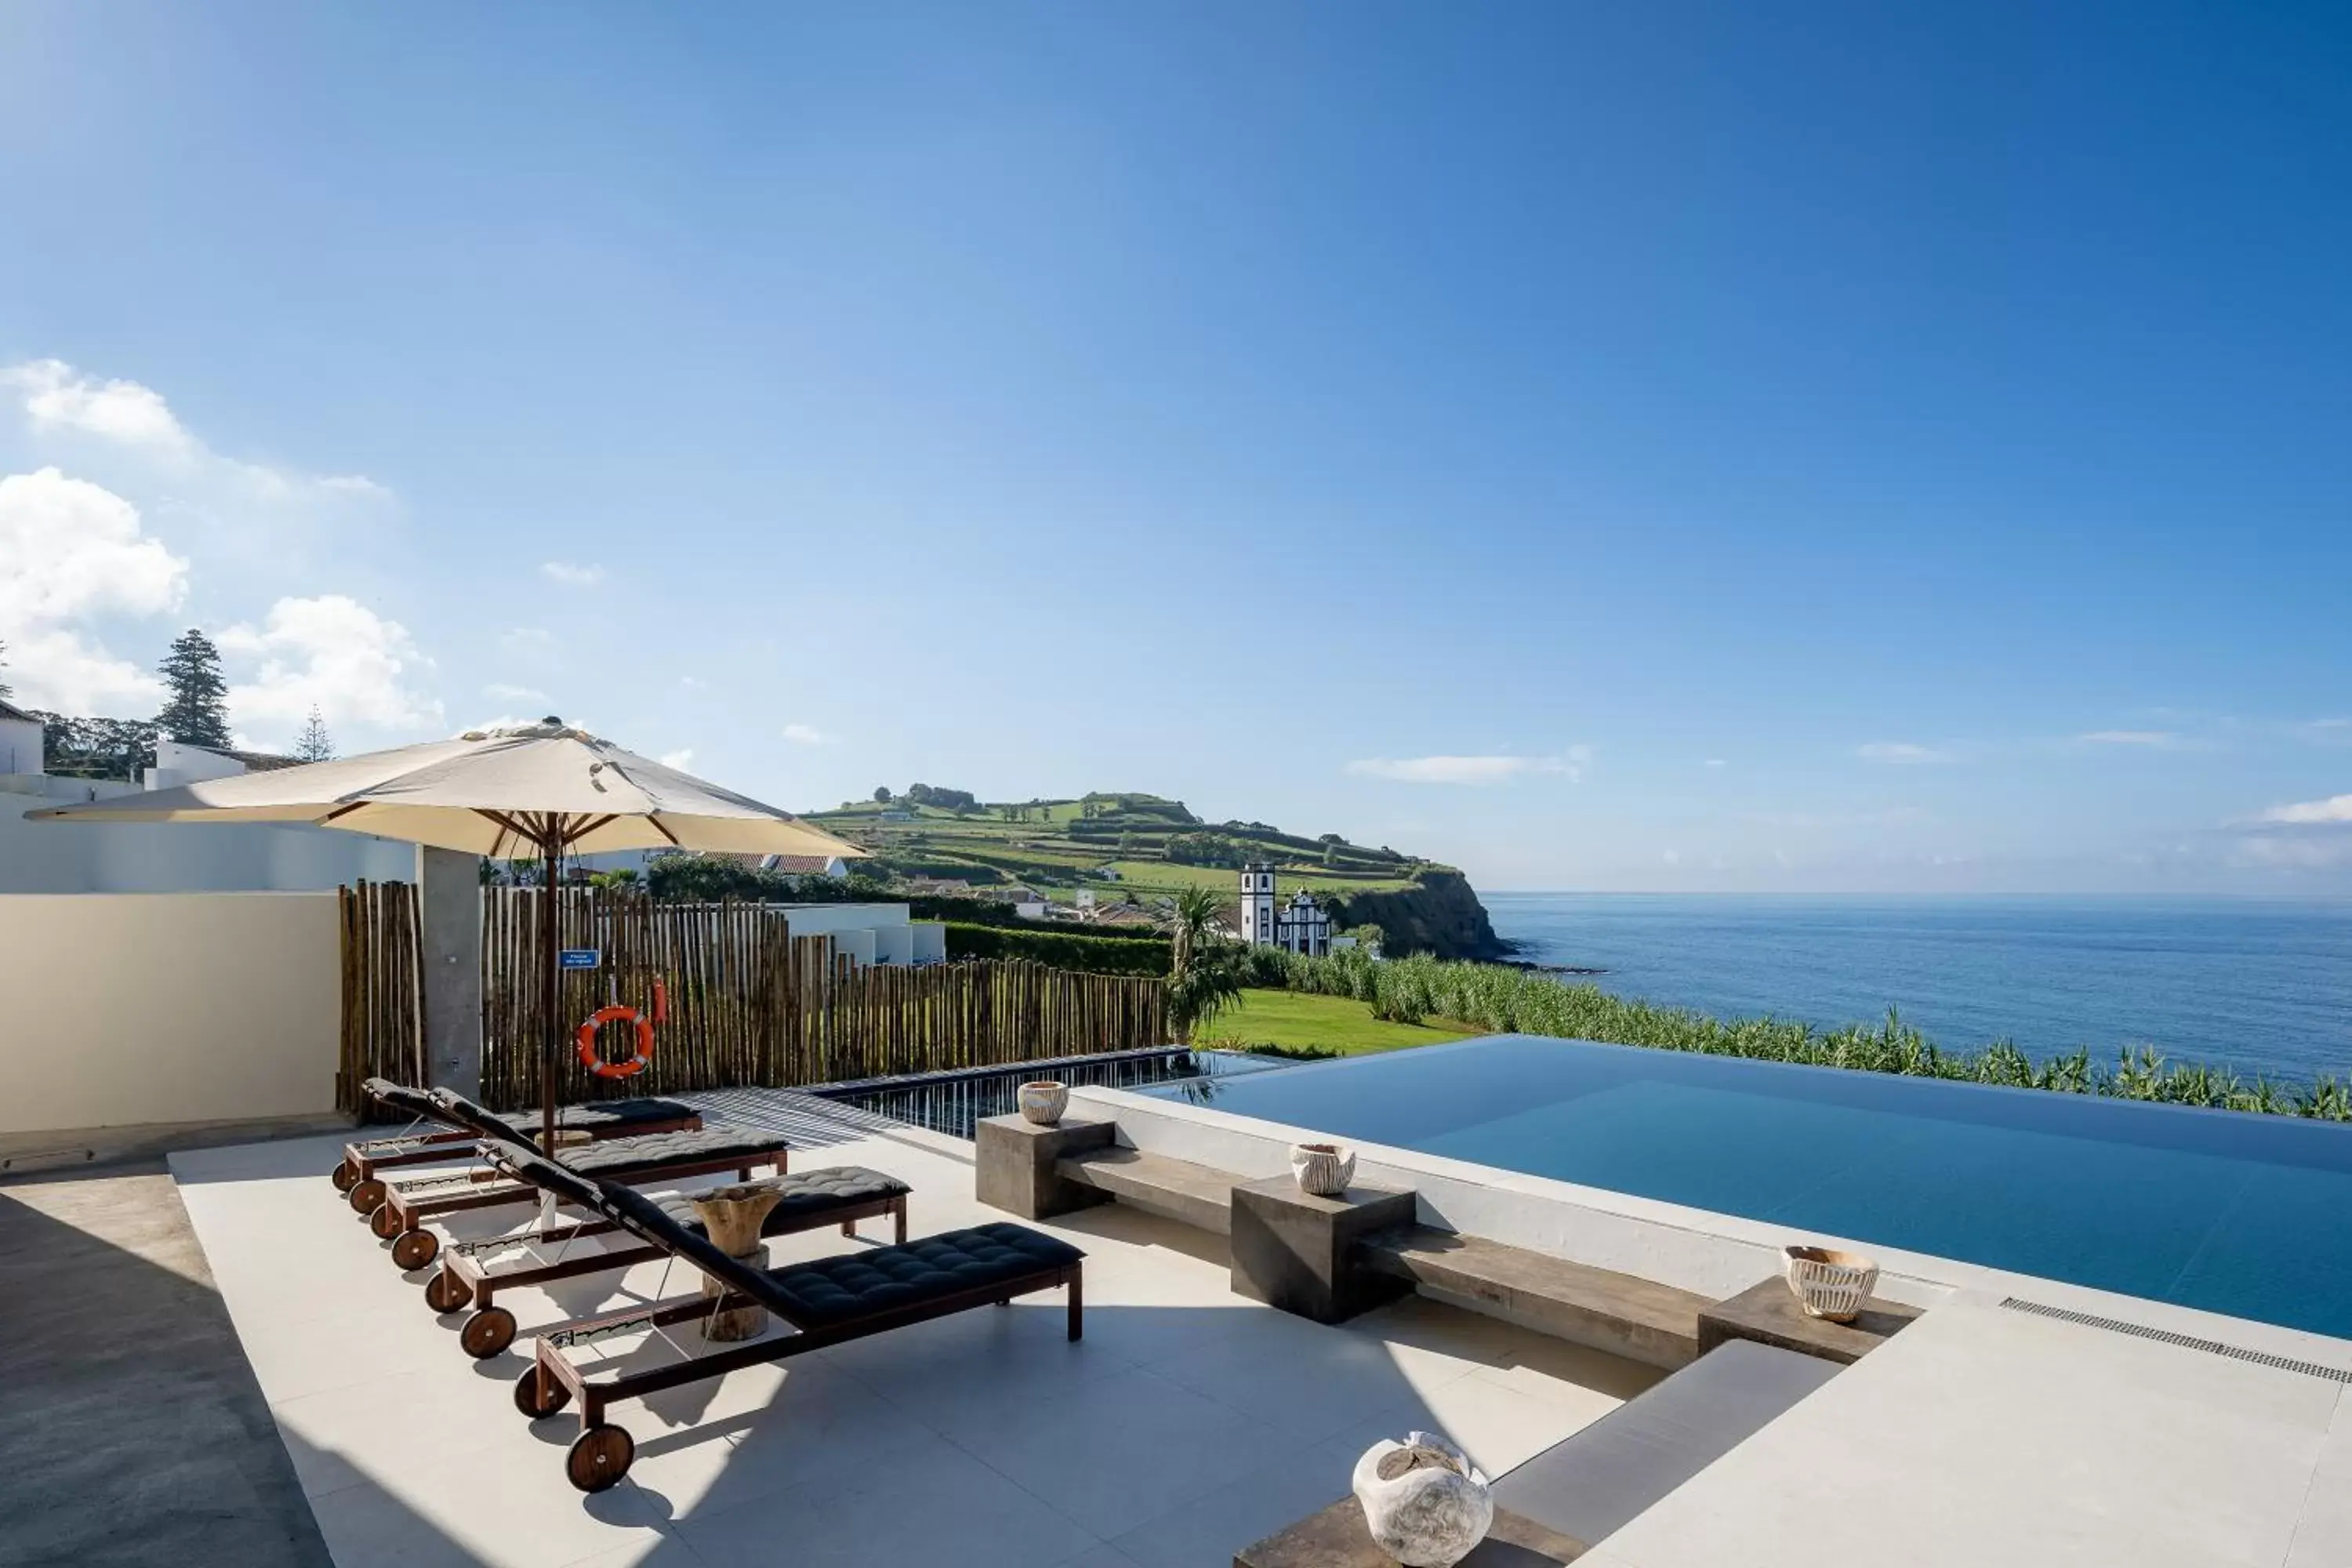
514 1365 572 1420
461 1306 517 1360
391 1229 440 1272
369 1203 405 1241
330 1159 358 1192
423 1269 472 1314
348 1178 387 1216
566 1425 634 1493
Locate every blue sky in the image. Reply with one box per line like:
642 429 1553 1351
3 2 2348 892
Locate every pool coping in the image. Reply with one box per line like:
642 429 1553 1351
1071 1083 2352 1370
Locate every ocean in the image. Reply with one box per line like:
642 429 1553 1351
1483 894 2352 1085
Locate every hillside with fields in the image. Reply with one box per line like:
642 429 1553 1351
805 789 1506 960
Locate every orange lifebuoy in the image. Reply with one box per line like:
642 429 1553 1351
576 1005 654 1079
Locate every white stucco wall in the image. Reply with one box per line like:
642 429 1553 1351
0 793 418 893
0 893 343 1135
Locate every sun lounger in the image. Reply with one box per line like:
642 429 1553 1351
359 1087 789 1271
332 1078 702 1208
423 1163 913 1358
499 1147 1083 1493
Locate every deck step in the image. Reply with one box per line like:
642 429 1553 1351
1357 1225 1708 1369
1056 1146 1240 1236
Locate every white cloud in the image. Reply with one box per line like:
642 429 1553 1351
217 594 441 741
1703 758 1729 768
1857 742 1947 764
2 359 393 512
540 561 606 588
0 467 189 712
1347 750 1587 786
659 748 695 771
482 682 548 704
2 359 194 457
781 723 834 746
2262 795 2352 826
2081 730 2176 746
680 675 708 691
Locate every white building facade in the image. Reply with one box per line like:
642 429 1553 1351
1236 862 1334 956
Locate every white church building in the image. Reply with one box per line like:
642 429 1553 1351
1236 862 1335 957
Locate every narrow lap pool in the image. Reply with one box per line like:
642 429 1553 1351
1144 1034 2352 1340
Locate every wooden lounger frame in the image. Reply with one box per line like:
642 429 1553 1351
427 1185 910 1358
332 1108 702 1195
490 1144 1083 1493
518 1253 1082 1491
370 1146 789 1269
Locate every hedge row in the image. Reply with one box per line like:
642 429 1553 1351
940 921 1173 975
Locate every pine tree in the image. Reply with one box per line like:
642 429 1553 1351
154 629 231 747
294 706 334 762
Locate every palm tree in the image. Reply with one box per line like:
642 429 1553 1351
1163 884 1240 1044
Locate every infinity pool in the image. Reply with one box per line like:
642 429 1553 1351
1146 1034 2352 1340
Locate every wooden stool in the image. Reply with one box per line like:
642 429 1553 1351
688 1183 782 1341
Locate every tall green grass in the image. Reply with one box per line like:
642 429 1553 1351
1247 949 2352 1120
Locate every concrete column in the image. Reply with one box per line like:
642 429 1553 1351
416 846 484 1097
975 1113 1116 1219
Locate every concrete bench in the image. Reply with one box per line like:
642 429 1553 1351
1358 1225 1712 1370
1239 1339 1838 1566
1056 1145 1242 1235
1490 1338 1837 1544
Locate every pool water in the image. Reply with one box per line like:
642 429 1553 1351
1145 1035 2352 1340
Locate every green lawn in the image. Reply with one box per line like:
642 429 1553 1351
1194 988 1486 1056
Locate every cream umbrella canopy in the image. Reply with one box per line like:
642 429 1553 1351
31 719 866 1150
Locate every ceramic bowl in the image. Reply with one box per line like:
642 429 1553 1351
1017 1080 1069 1126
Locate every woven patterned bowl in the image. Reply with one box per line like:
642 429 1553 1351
1784 1245 1878 1323
1290 1141 1356 1197
1017 1080 1069 1126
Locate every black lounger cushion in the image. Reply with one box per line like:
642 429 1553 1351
757 1223 1083 1329
548 1169 1078 1329
652 1168 910 1239
554 1126 786 1175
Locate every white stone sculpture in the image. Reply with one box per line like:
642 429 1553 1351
1290 1140 1356 1197
1352 1430 1493 1567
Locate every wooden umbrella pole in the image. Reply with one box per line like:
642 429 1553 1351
542 817 564 1158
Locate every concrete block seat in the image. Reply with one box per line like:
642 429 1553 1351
332 1077 702 1202
504 1149 1084 1494
358 1087 789 1272
1058 1144 1243 1234
1490 1338 1838 1547
423 1165 913 1360
1358 1225 1715 1370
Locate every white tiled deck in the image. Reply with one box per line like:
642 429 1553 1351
1575 1295 2352 1568
172 1097 1661 1568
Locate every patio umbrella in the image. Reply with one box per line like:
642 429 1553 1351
31 718 866 1152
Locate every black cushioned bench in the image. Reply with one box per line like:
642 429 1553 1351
336 1078 702 1210
358 1087 789 1272
503 1149 1083 1494
424 1165 913 1359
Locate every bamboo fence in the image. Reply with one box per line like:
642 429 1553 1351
342 886 1168 1113
336 880 424 1113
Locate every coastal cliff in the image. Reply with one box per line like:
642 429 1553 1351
1327 869 1507 961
